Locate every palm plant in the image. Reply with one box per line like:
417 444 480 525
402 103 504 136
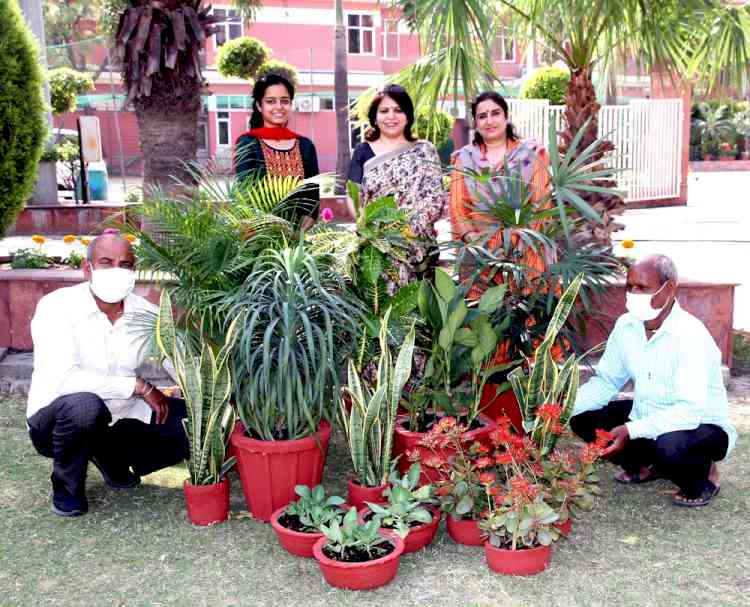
693 103 736 157
220 244 363 441
153 289 245 485
339 309 416 488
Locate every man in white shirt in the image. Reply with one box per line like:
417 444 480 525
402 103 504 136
570 254 735 508
26 232 188 517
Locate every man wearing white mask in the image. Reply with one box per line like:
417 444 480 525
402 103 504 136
26 232 188 517
570 254 735 507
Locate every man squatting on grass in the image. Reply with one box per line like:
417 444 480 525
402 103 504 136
569 254 736 507
26 232 189 517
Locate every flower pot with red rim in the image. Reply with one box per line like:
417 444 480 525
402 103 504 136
555 517 572 537
446 516 484 546
347 479 387 511
270 505 324 558
480 383 523 433
313 531 404 590
484 541 552 576
230 421 331 522
393 413 497 483
183 477 230 526
359 506 441 554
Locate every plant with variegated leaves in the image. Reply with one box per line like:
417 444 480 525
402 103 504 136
154 289 245 485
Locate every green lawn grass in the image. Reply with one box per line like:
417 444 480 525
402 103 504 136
1 394 748 607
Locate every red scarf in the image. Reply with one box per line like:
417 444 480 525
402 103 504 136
240 126 301 140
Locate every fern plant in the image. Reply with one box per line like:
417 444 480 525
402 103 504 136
153 289 245 486
339 308 416 488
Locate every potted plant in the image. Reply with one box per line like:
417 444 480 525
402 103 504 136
339 308 416 510
394 268 508 480
153 290 244 526
361 463 440 554
416 419 493 546
313 506 405 591
693 103 736 161
270 484 346 558
225 245 362 521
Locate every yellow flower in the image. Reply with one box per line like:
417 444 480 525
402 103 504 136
622 239 635 249
123 233 136 243
63 234 76 244
79 237 91 246
31 234 46 245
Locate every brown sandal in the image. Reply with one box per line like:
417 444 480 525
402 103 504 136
614 466 660 484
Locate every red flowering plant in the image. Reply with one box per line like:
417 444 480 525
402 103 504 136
412 416 494 521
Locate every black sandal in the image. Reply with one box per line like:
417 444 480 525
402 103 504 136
614 466 660 485
672 481 720 507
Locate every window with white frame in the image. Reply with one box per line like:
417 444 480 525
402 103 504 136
347 14 375 54
382 19 399 59
320 96 335 111
494 30 516 62
213 8 242 47
217 111 230 147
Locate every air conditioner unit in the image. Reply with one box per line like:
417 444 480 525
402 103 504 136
293 96 320 113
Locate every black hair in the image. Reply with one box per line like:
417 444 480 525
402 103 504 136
470 91 518 145
364 84 416 142
250 74 295 129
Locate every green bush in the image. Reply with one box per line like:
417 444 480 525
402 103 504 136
216 37 270 80
11 248 51 269
414 107 454 149
255 59 299 88
521 66 570 105
0 0 47 237
48 67 94 115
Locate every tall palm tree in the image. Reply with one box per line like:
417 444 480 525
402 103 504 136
333 0 350 195
114 1 261 192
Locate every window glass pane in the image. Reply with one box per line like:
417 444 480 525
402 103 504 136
215 28 226 46
362 15 373 27
348 29 360 53
230 96 243 109
348 15 359 26
229 24 242 40
504 39 514 61
218 111 229 118
385 34 398 58
214 9 226 20
217 96 228 109
218 121 229 146
363 31 373 53
322 97 334 110
227 9 239 21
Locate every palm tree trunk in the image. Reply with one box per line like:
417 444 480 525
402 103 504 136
561 67 625 247
334 0 350 196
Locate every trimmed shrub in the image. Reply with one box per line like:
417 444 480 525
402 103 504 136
216 37 270 80
415 108 454 149
0 0 47 236
48 67 95 114
255 59 300 88
521 66 570 105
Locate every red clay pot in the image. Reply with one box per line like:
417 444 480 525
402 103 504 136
270 505 323 558
183 477 230 526
393 413 498 483
359 506 441 554
347 479 387 511
480 384 523 433
313 531 404 590
230 421 331 522
484 541 552 576
446 516 484 546
555 517 573 537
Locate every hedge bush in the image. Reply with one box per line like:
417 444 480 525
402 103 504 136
48 67 95 114
216 37 270 80
0 0 47 236
255 59 300 88
521 66 570 105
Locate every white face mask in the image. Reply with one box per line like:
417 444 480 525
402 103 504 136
625 282 669 323
89 268 135 303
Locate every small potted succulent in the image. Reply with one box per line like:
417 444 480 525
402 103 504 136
270 485 346 558
361 463 439 554
313 507 405 591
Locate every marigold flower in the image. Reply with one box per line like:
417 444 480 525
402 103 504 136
537 402 562 422
79 237 91 246
31 234 46 245
475 456 493 469
622 239 635 249
123 233 137 243
320 207 334 222
479 472 496 486
63 234 76 244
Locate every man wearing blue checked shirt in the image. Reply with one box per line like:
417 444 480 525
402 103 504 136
570 254 735 507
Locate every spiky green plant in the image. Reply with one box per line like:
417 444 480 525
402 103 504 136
220 244 363 441
153 289 245 485
339 308 416 488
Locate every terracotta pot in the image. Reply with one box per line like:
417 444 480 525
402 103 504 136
393 413 498 483
480 383 523 433
183 477 230 526
313 531 404 590
347 479 387 511
270 505 323 558
446 516 484 546
359 506 441 554
484 541 552 576
555 517 573 537
230 421 331 522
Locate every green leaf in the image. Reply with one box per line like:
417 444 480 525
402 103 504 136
434 267 457 303
359 245 385 285
478 284 507 313
455 495 474 516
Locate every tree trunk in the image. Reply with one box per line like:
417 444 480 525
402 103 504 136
561 67 625 247
333 0 350 196
135 76 202 194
